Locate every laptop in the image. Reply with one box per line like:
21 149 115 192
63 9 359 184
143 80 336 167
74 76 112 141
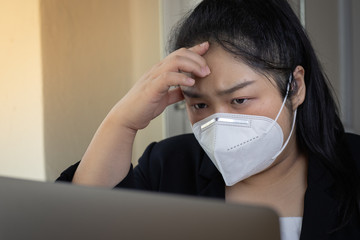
0 176 280 240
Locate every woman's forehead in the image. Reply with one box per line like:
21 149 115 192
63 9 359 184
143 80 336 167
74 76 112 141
187 48 277 94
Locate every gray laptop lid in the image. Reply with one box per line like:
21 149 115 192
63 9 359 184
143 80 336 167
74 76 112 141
0 176 280 240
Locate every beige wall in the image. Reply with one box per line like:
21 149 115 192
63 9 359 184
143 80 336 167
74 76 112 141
42 0 163 180
0 0 45 180
41 0 134 180
1 0 162 181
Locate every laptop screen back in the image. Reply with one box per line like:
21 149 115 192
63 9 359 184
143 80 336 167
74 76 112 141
0 176 280 240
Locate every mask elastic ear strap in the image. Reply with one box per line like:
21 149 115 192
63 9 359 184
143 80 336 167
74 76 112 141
265 74 293 133
274 74 292 123
272 109 297 160
271 73 297 159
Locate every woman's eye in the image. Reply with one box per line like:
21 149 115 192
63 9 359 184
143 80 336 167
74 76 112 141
193 103 208 109
232 98 247 105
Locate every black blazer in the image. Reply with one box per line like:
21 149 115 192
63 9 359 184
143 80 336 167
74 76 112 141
57 133 360 239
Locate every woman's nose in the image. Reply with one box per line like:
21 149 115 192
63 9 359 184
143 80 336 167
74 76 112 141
213 104 234 114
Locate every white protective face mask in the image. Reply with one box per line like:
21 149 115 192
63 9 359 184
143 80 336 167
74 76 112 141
192 75 297 186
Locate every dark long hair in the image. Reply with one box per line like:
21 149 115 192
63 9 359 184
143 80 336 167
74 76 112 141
170 0 360 231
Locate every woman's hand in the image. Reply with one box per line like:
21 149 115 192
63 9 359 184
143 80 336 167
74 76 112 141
112 42 211 131
73 42 211 187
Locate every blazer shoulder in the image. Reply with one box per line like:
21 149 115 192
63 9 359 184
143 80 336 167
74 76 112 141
134 133 206 192
149 133 203 157
345 132 360 171
346 132 360 143
345 132 360 154
157 133 198 145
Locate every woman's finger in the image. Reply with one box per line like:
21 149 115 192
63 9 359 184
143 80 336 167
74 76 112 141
172 43 209 67
188 41 210 56
164 54 210 78
160 42 211 77
167 87 185 105
153 71 195 95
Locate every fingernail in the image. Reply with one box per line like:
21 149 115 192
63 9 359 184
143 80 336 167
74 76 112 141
201 67 206 75
186 78 195 85
202 66 211 75
200 41 208 47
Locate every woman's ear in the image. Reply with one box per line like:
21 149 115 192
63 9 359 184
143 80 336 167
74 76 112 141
291 65 306 110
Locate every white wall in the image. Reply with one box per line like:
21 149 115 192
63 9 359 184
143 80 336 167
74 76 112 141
0 0 45 181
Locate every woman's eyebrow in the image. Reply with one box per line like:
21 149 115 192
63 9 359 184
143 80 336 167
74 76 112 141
182 80 256 99
182 89 203 98
216 80 256 96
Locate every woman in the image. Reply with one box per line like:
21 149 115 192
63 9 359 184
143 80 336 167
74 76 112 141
58 0 360 239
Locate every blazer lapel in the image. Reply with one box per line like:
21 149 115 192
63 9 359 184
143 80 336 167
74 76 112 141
196 153 225 199
300 154 338 239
